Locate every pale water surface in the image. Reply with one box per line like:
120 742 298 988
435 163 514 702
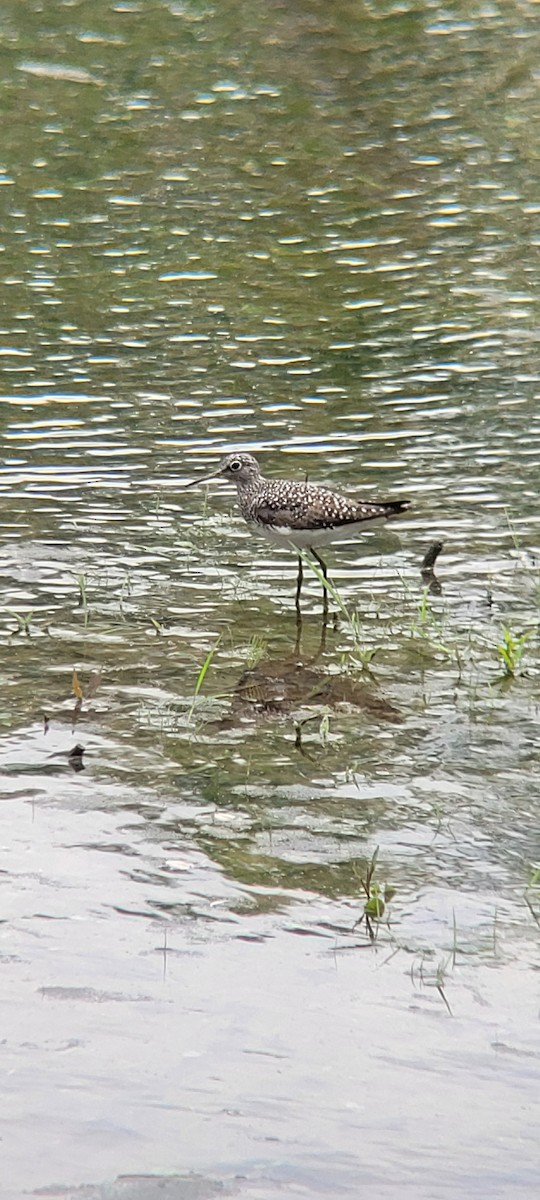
0 2 539 1198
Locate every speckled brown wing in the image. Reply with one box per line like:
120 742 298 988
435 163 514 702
247 482 409 530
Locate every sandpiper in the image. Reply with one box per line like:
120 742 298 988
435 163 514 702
185 452 410 606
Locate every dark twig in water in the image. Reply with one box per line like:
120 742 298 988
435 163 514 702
68 744 86 772
45 744 86 772
422 541 444 571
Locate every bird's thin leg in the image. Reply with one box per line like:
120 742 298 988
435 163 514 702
295 555 304 609
310 547 328 581
310 548 329 616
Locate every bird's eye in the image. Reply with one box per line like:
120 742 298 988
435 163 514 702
229 459 242 471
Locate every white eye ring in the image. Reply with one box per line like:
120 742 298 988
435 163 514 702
230 459 241 471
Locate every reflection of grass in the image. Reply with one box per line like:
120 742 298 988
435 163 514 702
411 951 454 1016
76 573 90 627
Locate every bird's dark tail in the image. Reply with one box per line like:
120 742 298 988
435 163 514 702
383 499 410 518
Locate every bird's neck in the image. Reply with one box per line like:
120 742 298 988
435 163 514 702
236 471 263 496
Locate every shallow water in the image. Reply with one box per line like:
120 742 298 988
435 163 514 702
1 2 540 1197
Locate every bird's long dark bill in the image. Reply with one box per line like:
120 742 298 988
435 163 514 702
183 466 223 487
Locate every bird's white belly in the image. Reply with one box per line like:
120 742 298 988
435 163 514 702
247 517 385 550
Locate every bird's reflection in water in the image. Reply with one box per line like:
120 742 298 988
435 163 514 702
217 543 446 736
294 591 331 661
230 653 401 729
226 602 401 733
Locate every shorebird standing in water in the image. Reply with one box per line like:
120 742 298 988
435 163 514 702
185 452 410 607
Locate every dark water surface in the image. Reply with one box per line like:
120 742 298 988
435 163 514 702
1 2 539 1197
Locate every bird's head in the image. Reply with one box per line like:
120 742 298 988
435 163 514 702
184 452 262 488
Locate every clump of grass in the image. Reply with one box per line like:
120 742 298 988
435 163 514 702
188 638 221 721
410 587 452 657
8 609 37 636
353 847 395 939
245 634 266 669
496 625 530 677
